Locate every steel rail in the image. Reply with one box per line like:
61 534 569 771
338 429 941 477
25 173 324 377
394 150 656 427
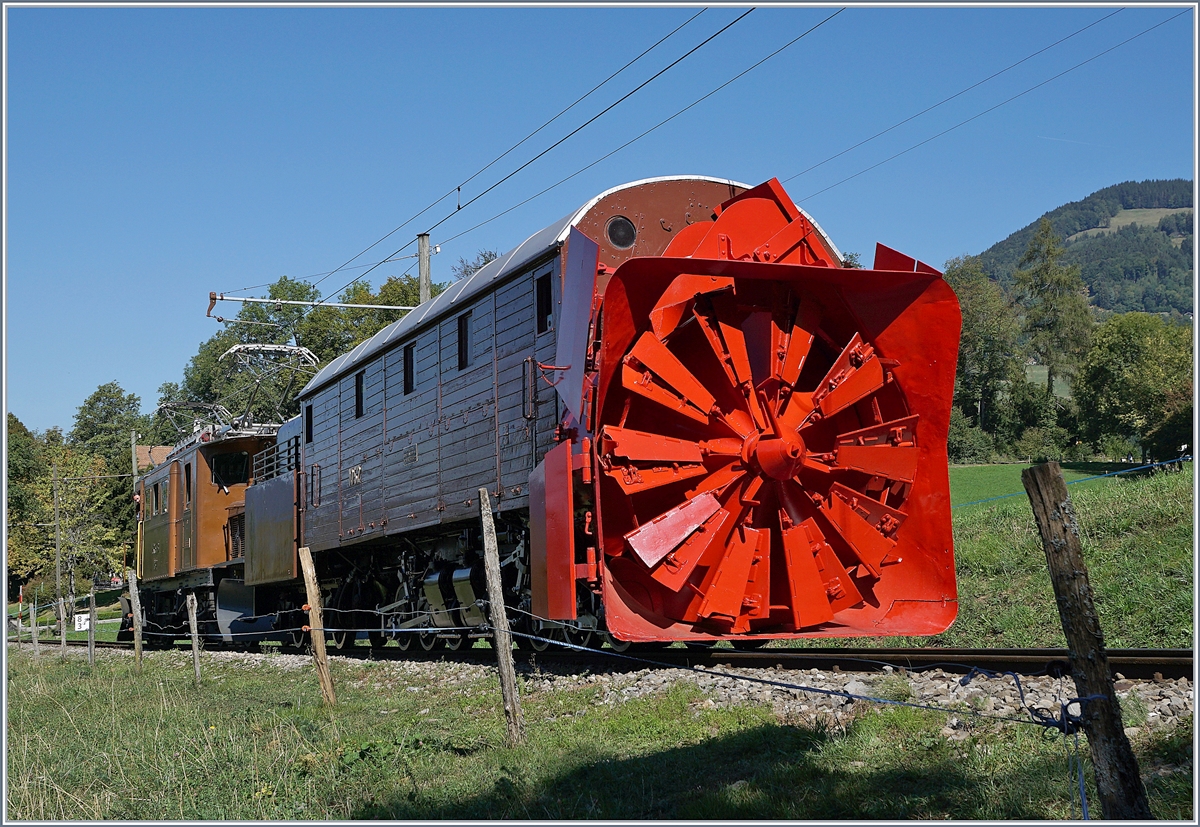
24 637 1191 680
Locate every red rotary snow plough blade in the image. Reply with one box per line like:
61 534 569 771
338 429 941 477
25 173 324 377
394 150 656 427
590 179 961 642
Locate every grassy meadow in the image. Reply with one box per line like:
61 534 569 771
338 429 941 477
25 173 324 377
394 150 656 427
5 646 1193 820
6 462 1193 820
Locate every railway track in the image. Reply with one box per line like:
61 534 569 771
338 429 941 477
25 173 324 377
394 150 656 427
22 637 1192 680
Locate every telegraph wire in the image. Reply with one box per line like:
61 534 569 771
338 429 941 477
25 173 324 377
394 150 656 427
439 9 846 248
301 8 709 296
783 7 1125 184
798 9 1189 202
323 8 755 302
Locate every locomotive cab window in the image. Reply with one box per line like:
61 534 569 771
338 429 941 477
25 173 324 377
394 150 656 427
152 482 160 516
211 452 250 487
536 273 553 334
457 311 472 370
304 404 313 443
184 463 192 510
355 371 365 418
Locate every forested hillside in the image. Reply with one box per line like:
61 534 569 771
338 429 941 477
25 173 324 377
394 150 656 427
978 179 1193 316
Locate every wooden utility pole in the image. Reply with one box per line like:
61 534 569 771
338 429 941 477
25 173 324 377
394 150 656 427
31 596 40 658
418 233 432 304
127 568 144 675
1022 462 1153 820
186 593 202 688
298 547 336 706
53 464 62 637
88 590 97 666
478 488 525 746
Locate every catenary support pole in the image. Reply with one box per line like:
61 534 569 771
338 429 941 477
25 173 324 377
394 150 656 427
127 568 144 675
186 592 201 688
298 547 336 707
478 488 525 746
1022 461 1153 820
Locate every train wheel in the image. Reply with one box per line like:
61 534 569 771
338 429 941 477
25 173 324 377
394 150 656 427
394 631 414 652
288 625 310 650
368 631 387 650
515 617 554 652
442 633 467 651
684 641 716 651
562 625 594 650
417 628 443 652
601 632 632 653
731 640 768 650
330 587 353 650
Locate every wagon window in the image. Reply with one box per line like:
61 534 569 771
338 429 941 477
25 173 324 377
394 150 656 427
536 273 553 334
211 452 250 487
161 480 169 514
152 482 160 516
457 311 472 370
184 463 192 510
304 404 313 444
403 343 415 394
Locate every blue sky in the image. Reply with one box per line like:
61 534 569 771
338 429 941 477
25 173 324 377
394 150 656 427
5 5 1195 433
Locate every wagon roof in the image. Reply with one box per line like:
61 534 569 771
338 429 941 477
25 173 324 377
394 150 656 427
298 175 748 398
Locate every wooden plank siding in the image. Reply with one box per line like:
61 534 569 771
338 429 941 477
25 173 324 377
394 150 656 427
300 256 566 552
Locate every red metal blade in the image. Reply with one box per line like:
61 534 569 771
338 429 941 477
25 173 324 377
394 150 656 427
607 462 710 496
781 517 835 629
696 524 761 624
621 363 710 425
817 482 908 578
623 492 723 569
650 505 736 592
600 426 704 464
629 331 717 414
811 334 885 419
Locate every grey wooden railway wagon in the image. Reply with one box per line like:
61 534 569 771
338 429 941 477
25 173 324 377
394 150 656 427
244 176 754 585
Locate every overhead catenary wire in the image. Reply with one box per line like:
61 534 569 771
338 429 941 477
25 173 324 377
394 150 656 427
439 8 846 249
798 8 1189 202
319 8 755 304
299 8 710 298
782 7 1124 184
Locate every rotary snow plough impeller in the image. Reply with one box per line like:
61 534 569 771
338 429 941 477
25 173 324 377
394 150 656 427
564 179 961 642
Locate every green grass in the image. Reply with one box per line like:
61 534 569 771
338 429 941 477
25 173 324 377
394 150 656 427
1066 207 1193 242
5 648 1192 819
948 461 1143 506
1023 364 1072 397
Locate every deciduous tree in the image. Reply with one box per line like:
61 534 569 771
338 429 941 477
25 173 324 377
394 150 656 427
1073 312 1193 461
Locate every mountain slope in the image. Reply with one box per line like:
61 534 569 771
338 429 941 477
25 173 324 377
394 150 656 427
978 179 1193 316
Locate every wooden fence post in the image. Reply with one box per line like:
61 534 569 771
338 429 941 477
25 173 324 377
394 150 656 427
31 597 40 658
59 599 68 659
15 599 22 649
88 591 97 666
186 592 202 688
1022 461 1153 820
127 568 144 675
298 547 336 707
479 488 525 746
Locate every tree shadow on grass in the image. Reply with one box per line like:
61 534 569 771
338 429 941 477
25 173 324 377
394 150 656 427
351 718 1078 820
